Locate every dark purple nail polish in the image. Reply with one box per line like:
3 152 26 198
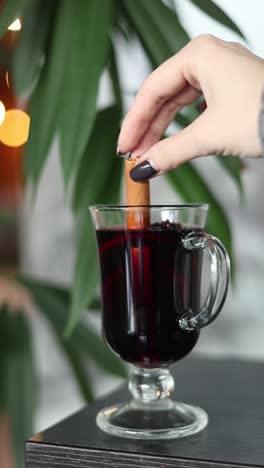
130 160 158 181
116 146 132 159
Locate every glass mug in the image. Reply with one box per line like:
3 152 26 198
90 205 230 440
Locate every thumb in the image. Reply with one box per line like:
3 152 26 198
130 112 213 181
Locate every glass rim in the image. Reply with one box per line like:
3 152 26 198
90 204 209 212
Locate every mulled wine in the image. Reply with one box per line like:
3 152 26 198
96 222 203 368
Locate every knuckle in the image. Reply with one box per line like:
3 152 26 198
193 34 218 46
167 159 176 171
187 34 220 72
133 113 149 128
166 98 178 115
191 34 219 56
149 122 161 138
138 79 167 106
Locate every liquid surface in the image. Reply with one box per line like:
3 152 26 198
96 223 203 367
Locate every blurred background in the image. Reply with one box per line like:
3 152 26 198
0 0 264 467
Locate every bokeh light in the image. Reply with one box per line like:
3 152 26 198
0 101 6 126
8 19 22 31
0 109 30 147
5 71 10 88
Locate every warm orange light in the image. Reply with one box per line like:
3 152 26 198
0 101 6 126
5 71 10 88
8 19 22 31
0 109 30 147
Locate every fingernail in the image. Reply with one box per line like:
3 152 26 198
130 160 158 181
116 146 132 159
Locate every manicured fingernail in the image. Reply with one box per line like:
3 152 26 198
130 160 158 181
116 146 132 159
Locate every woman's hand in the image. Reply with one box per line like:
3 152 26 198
117 35 264 181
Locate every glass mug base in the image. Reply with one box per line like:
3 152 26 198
96 399 208 440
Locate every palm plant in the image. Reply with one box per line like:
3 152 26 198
0 0 244 466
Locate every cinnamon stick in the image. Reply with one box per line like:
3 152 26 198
125 158 150 228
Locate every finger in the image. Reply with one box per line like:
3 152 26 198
129 111 212 181
132 85 201 157
118 46 192 152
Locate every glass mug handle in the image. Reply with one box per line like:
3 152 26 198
179 232 230 331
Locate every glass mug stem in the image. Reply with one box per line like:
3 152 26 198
97 365 208 439
129 367 175 403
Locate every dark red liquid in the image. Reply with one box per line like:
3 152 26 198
96 223 203 368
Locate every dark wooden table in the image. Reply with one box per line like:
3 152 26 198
26 358 264 468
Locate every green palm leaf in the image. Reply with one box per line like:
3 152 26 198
59 0 114 185
166 163 233 265
24 0 76 182
19 277 127 378
56 340 94 403
122 0 190 65
72 106 121 213
218 155 243 195
70 105 122 331
0 309 35 468
12 0 54 97
67 213 99 334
